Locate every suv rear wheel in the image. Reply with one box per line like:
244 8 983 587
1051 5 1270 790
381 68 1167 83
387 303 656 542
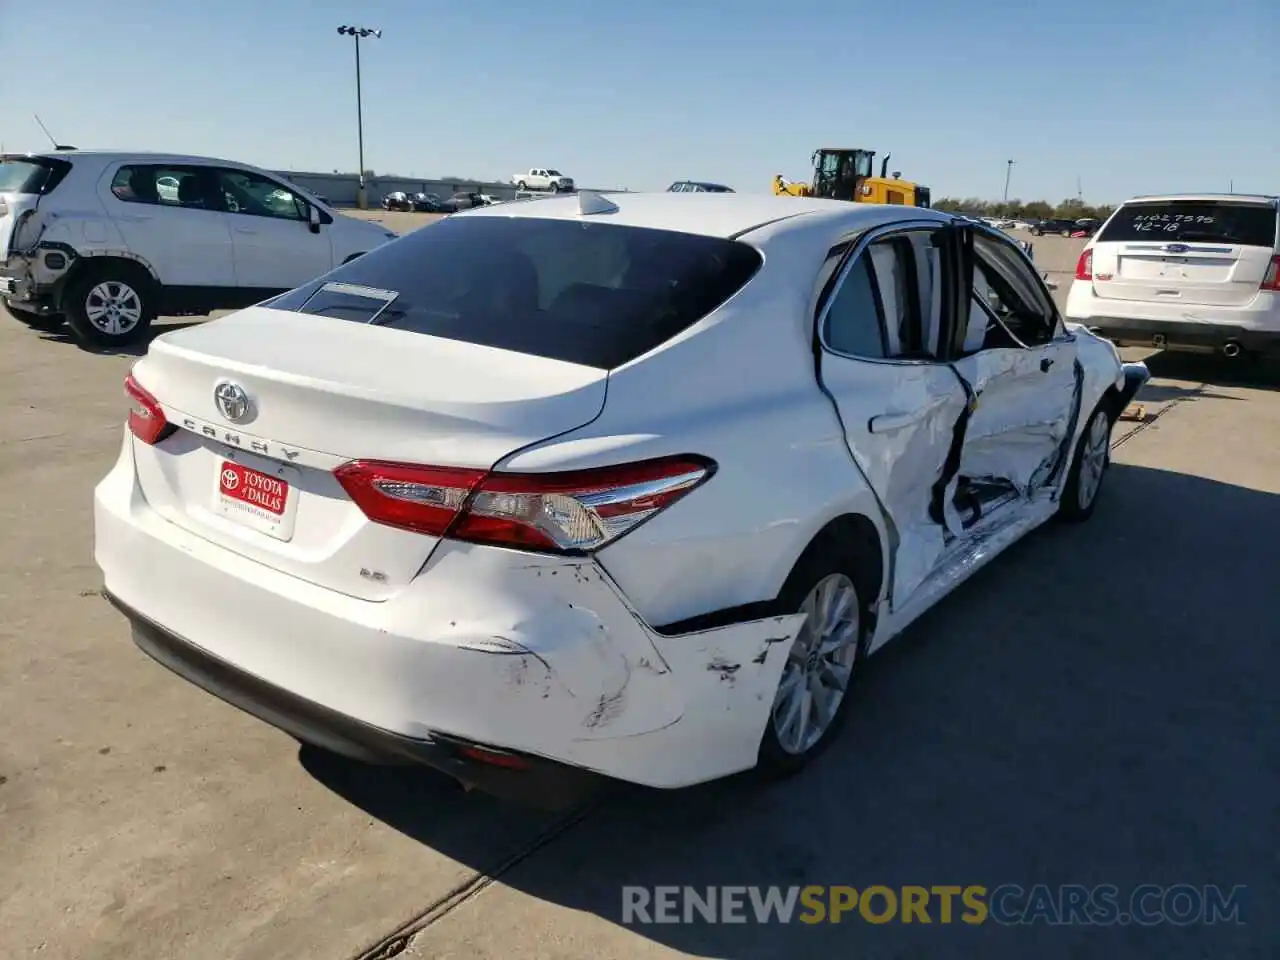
64 263 155 348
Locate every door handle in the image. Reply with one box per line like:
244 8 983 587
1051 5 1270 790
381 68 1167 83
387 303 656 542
1040 357 1054 372
234 227 259 235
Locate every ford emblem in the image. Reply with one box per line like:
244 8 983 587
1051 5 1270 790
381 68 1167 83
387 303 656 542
214 381 253 424
1164 243 1190 254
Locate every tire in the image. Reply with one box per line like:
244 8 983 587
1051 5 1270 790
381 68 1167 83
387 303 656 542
63 263 155 349
1058 402 1113 522
516 180 527 191
758 547 871 776
4 301 65 331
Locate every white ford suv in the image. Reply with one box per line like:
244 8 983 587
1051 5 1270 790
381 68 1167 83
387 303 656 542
1066 194 1280 360
0 151 397 347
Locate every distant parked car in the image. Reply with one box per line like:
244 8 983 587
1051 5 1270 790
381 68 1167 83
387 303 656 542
1067 193 1280 360
0 150 396 347
1031 218 1081 237
381 191 414 212
511 168 575 193
448 192 485 211
667 181 735 193
409 192 448 213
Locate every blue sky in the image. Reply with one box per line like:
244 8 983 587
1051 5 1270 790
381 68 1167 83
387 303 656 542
2 0 1275 203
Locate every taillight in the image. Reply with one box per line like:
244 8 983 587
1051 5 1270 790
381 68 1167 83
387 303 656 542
1261 255 1280 292
124 373 174 445
1075 249 1093 281
335 455 716 553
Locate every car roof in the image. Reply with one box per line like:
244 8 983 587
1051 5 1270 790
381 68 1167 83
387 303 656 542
21 150 272 169
1124 193 1278 205
460 192 952 240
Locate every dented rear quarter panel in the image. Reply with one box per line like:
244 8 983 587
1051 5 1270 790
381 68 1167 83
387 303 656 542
498 248 892 631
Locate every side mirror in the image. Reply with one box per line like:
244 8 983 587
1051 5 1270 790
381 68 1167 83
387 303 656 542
308 204 321 233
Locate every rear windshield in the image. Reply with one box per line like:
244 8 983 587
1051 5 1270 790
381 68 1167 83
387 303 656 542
267 214 763 369
0 157 71 195
1097 200 1278 247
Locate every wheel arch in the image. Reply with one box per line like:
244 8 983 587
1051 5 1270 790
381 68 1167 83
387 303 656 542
56 253 159 309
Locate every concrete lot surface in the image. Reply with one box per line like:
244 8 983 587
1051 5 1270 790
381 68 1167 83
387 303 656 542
1 218 1276 958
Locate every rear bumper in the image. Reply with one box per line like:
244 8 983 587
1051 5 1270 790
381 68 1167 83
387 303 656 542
1077 316 1280 357
107 590 598 809
93 434 806 796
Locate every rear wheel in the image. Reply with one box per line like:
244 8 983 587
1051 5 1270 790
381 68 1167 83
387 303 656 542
516 180 527 191
63 263 155 348
758 551 869 775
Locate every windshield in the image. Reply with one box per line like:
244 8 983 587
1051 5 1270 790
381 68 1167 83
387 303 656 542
1097 200 1278 247
266 215 762 369
546 170 562 177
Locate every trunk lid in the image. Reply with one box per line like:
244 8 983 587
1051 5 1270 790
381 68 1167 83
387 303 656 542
1089 198 1279 307
130 307 609 600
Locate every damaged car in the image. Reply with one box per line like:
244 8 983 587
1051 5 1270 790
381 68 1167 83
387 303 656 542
94 192 1148 807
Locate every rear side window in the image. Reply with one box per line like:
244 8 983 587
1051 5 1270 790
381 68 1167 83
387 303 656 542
0 157 71 195
110 165 215 210
267 215 763 369
1097 200 1278 247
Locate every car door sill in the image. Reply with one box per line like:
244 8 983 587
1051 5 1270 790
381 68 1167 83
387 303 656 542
872 496 1058 654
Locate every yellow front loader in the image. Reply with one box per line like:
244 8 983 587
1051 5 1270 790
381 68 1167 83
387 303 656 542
773 148 931 207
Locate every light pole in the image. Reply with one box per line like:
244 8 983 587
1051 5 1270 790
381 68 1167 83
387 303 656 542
336 25 381 209
1003 159 1015 205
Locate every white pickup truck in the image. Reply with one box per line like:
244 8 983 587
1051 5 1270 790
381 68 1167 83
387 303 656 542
510 168 575 193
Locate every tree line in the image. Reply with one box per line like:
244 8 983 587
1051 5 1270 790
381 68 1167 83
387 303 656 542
932 197 1116 221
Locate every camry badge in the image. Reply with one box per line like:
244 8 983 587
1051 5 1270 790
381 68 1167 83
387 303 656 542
214 381 252 424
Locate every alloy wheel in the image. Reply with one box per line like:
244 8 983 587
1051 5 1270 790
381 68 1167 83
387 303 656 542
771 573 860 755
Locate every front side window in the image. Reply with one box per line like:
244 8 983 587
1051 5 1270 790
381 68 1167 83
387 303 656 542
216 169 308 221
965 232 1059 350
110 165 214 209
265 216 763 370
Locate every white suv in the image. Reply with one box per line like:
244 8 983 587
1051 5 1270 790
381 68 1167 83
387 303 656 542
1066 194 1280 360
0 151 397 347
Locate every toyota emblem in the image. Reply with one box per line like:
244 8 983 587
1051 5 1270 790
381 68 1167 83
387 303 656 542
221 468 240 490
214 381 252 424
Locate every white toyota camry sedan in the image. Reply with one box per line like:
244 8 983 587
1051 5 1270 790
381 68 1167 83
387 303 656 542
95 192 1148 806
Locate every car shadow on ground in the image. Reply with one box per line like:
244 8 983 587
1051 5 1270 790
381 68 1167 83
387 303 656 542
305 464 1278 959
36 319 203 356
1143 352 1280 393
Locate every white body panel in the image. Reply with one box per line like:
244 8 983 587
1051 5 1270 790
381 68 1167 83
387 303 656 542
94 193 1135 789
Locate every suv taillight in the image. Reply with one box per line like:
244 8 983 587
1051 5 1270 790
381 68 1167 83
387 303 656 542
334 455 716 553
1075 249 1094 281
124 373 174 445
1261 256 1280 292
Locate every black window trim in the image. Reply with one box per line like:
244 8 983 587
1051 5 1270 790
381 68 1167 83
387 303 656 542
815 220 947 367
